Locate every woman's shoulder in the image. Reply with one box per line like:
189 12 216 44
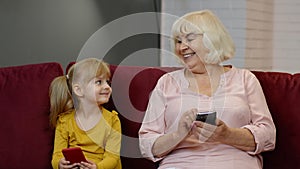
227 66 255 76
228 66 258 83
158 68 185 82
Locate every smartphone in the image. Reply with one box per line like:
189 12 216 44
196 111 216 125
62 147 87 164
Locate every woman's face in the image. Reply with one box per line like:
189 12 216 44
174 33 210 72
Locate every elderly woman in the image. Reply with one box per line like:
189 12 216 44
139 9 275 169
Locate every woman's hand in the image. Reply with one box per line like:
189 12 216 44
77 160 97 169
176 108 198 139
152 108 198 157
58 158 79 169
192 119 229 143
192 119 256 151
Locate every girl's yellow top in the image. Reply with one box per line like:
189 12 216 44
51 107 122 169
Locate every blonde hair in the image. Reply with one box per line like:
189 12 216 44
49 58 111 128
171 10 235 64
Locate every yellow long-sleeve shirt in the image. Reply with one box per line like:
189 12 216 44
51 108 122 169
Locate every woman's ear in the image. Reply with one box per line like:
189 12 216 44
72 84 83 97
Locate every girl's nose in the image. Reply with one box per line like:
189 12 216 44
103 81 111 88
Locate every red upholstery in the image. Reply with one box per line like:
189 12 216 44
252 71 300 168
0 62 63 169
109 65 178 168
1 62 299 169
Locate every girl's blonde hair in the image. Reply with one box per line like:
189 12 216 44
49 58 111 128
171 10 235 64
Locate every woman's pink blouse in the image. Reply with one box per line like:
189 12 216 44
139 66 276 169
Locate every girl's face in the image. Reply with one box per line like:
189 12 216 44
83 75 112 106
174 33 210 72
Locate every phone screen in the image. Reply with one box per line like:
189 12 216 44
196 111 216 125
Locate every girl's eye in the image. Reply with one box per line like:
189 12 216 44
95 80 102 85
95 79 111 86
106 80 111 86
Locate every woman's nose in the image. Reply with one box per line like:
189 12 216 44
180 42 189 50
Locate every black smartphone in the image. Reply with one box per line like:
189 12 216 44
196 111 216 125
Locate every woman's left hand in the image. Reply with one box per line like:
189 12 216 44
192 119 230 143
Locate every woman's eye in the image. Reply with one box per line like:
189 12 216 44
175 38 182 44
187 37 195 42
186 34 196 42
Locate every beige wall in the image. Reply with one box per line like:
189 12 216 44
161 0 299 73
244 0 274 71
273 0 300 73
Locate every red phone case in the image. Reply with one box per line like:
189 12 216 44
62 147 87 164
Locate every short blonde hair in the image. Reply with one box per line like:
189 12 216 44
171 10 235 64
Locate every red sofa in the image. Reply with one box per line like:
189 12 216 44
0 62 299 169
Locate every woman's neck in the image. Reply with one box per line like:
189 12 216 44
186 64 224 78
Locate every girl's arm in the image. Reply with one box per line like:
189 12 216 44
51 116 69 169
96 111 121 169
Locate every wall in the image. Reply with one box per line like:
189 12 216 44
0 0 161 69
160 0 300 73
160 0 247 68
244 0 274 71
273 0 300 73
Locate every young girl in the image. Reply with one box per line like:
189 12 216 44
50 58 122 169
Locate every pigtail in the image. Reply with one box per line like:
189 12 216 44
49 75 74 128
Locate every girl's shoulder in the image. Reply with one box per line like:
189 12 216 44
102 108 120 121
57 110 75 123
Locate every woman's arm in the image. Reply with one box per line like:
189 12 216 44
152 109 198 157
194 120 256 151
192 70 275 153
223 126 256 151
139 75 187 161
242 72 276 154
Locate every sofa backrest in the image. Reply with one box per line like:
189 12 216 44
108 65 300 169
252 71 300 169
2 61 298 169
105 65 179 168
0 62 63 169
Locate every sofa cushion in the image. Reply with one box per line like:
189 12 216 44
0 62 63 169
108 65 178 169
252 71 300 169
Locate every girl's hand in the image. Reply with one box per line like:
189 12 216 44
58 158 79 169
77 160 97 169
192 118 229 143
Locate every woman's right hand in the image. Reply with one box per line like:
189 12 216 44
152 108 199 157
59 158 79 169
176 108 198 139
